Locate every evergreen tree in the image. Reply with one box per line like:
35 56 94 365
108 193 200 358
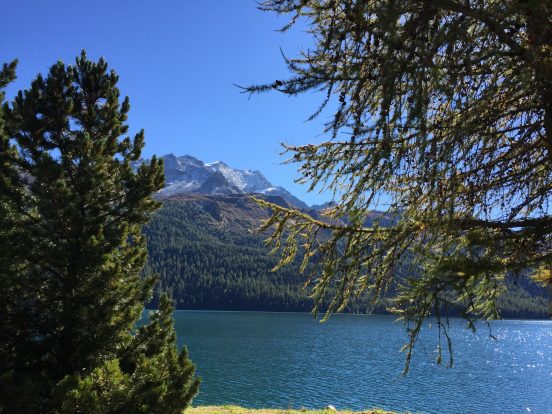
0 52 199 412
52 294 199 414
0 59 33 406
245 1 552 371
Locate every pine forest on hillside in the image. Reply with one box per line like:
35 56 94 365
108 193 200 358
143 196 549 319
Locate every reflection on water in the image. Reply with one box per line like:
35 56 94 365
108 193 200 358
163 312 552 414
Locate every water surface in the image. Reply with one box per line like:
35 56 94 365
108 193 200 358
167 311 551 413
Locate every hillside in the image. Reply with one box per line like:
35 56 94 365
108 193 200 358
143 194 317 312
143 194 550 318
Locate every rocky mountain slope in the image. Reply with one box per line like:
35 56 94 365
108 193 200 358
133 154 309 209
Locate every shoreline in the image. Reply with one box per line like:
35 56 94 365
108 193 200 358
188 405 398 414
144 308 552 322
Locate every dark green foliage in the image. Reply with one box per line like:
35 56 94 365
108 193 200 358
0 60 21 354
143 197 549 318
143 199 316 312
51 294 200 414
0 53 199 413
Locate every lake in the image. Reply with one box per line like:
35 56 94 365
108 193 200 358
167 311 551 413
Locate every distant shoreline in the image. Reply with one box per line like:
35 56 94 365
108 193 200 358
144 308 552 322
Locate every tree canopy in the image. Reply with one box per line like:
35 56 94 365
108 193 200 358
246 0 552 370
0 52 199 412
142 197 548 317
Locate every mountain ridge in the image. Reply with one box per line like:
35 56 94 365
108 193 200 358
133 153 311 209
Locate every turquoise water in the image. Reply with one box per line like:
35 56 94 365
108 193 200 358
168 311 551 413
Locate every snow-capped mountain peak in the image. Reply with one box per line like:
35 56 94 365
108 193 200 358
133 154 309 209
206 161 272 193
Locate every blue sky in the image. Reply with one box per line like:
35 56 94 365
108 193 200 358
1 0 334 205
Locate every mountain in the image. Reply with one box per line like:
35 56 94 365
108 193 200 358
310 201 334 210
143 194 378 313
143 194 550 318
133 154 309 209
135 155 548 317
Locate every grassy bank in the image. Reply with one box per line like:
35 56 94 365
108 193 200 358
188 405 398 414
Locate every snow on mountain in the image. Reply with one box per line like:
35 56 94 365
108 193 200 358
205 161 273 193
134 154 311 209
162 154 210 185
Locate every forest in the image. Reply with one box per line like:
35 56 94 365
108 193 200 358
143 197 550 319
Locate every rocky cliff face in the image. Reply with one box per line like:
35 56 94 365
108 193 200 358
133 154 309 209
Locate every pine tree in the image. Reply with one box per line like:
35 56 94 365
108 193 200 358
245 1 552 371
0 52 200 412
0 59 42 408
51 294 200 414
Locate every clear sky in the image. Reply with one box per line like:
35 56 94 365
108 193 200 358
1 0 334 205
